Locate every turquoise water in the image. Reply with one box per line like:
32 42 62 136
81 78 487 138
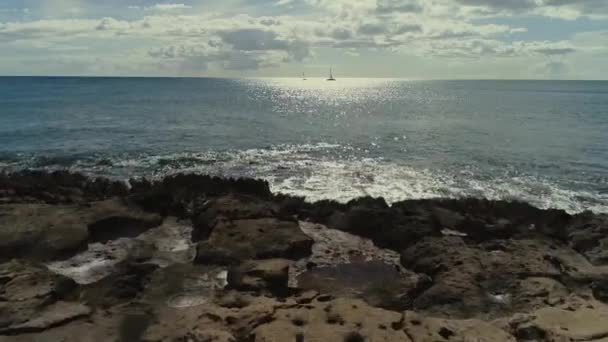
1 77 607 212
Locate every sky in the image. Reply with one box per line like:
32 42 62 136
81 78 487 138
0 0 607 79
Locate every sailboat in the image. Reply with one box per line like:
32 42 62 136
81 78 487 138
326 67 336 81
302 72 307 80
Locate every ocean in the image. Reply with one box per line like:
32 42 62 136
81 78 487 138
1 77 607 213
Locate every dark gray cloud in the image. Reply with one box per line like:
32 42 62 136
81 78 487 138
394 24 422 34
534 47 576 55
429 30 479 40
376 0 424 13
451 0 608 16
260 18 281 26
357 23 387 35
331 28 353 40
452 0 538 11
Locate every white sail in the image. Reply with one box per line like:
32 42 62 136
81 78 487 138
327 67 336 81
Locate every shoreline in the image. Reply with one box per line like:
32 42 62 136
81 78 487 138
1 170 607 341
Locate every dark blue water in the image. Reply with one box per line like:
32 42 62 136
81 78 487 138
1 77 607 213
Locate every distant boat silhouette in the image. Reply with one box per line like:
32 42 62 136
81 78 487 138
327 67 336 81
302 72 307 80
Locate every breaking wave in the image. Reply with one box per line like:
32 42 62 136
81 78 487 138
2 143 606 214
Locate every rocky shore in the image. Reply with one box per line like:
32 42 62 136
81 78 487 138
1 170 607 342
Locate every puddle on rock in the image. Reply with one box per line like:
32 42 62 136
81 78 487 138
290 221 404 287
166 292 208 308
46 217 196 284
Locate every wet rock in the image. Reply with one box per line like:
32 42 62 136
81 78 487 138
566 212 608 265
297 259 425 310
86 199 163 243
128 174 272 216
431 207 465 229
0 170 128 204
81 262 158 308
228 259 290 295
0 260 87 335
592 280 608 303
326 204 436 251
194 218 313 265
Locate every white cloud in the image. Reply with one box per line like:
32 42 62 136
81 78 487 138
0 0 606 77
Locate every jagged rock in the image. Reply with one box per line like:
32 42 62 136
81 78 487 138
401 237 577 318
228 259 290 294
0 260 88 335
566 212 608 265
128 174 272 216
195 218 313 265
0 170 128 204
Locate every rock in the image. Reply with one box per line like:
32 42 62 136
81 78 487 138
253 298 411 342
566 213 608 266
0 170 128 204
194 218 313 265
0 198 162 261
0 302 91 335
0 204 90 260
402 311 516 341
506 301 608 341
296 259 426 310
228 259 290 294
401 237 577 318
81 262 158 308
191 194 281 242
0 260 88 335
431 207 465 229
86 199 163 243
128 174 272 216
592 280 608 303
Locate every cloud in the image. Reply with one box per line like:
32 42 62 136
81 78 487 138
146 4 192 11
357 22 388 35
218 29 289 51
534 47 576 55
376 0 424 13
1 0 607 77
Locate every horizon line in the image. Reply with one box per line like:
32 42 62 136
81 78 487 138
0 75 607 82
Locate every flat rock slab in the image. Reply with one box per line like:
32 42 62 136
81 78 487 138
195 218 313 265
0 260 88 336
0 198 162 260
0 204 90 260
297 259 424 310
228 259 290 294
515 301 608 341
0 302 91 335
